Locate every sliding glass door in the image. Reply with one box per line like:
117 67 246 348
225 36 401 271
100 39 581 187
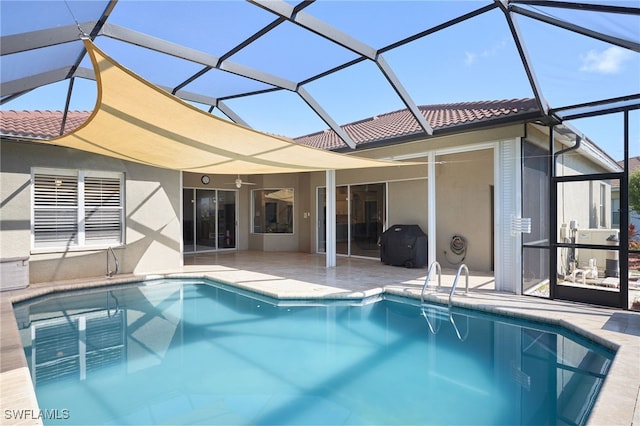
183 188 236 253
317 183 386 258
350 183 385 257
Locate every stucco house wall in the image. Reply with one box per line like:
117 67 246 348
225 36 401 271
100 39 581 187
1 139 182 284
387 178 429 232
435 149 494 272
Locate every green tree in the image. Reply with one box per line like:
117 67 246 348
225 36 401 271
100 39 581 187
631 169 640 214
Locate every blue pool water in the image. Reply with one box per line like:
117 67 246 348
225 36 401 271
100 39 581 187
15 279 614 425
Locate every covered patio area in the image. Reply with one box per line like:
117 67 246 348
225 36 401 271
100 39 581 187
183 251 496 297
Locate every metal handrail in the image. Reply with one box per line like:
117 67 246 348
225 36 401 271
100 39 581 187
420 305 442 334
106 290 120 318
106 246 119 278
420 304 469 341
420 261 442 303
449 263 469 305
448 311 469 341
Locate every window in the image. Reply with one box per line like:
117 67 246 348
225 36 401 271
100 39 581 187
32 169 124 250
252 189 294 234
599 183 606 228
31 309 125 384
612 198 620 228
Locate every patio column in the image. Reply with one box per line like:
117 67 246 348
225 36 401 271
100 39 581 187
427 151 437 274
326 170 337 267
494 138 522 293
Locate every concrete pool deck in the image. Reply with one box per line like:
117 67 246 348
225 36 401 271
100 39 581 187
1 251 639 425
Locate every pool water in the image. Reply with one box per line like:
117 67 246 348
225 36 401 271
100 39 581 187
15 279 614 425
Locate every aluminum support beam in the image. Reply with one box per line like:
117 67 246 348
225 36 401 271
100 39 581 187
220 61 296 91
496 1 549 115
172 90 219 108
174 17 287 94
511 5 640 53
248 0 377 59
326 170 337 268
250 0 432 145
73 66 97 80
0 22 97 56
216 101 251 127
512 0 639 15
101 23 221 66
376 54 433 135
298 87 357 149
100 23 297 91
151 87 250 128
1 67 73 97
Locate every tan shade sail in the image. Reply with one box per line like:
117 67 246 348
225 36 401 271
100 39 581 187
43 39 418 175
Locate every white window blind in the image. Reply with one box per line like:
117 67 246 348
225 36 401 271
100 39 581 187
84 176 123 244
33 173 79 248
32 169 124 250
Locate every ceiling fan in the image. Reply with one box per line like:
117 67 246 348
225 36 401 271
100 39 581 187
226 175 256 189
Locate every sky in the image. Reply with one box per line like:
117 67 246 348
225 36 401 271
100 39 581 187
1 0 639 159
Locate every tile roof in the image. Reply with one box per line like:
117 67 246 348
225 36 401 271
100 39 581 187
611 156 640 187
0 110 90 140
294 98 540 150
627 156 640 173
1 99 539 150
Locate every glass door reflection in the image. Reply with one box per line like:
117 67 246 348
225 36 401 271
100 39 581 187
317 183 385 258
184 189 236 253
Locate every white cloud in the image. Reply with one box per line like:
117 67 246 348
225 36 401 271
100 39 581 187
464 52 477 66
579 46 633 74
464 39 508 66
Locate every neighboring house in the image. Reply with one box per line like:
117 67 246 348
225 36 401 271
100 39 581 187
0 98 620 295
611 156 640 231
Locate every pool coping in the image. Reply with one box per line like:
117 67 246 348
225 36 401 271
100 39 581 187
1 271 639 426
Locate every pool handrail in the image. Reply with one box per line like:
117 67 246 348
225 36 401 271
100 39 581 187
420 261 442 303
420 305 442 334
106 246 119 278
106 290 120 318
420 304 469 342
449 263 469 305
448 310 469 341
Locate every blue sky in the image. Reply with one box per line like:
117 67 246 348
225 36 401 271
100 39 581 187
2 0 638 159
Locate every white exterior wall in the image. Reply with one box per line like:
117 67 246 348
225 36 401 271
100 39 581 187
434 148 494 272
0 140 182 284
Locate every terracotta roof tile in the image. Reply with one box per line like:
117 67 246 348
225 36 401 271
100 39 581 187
628 156 640 173
611 156 640 187
0 110 90 140
294 98 540 149
1 99 538 150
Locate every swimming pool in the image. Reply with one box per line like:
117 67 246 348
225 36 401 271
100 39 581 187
14 278 614 425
